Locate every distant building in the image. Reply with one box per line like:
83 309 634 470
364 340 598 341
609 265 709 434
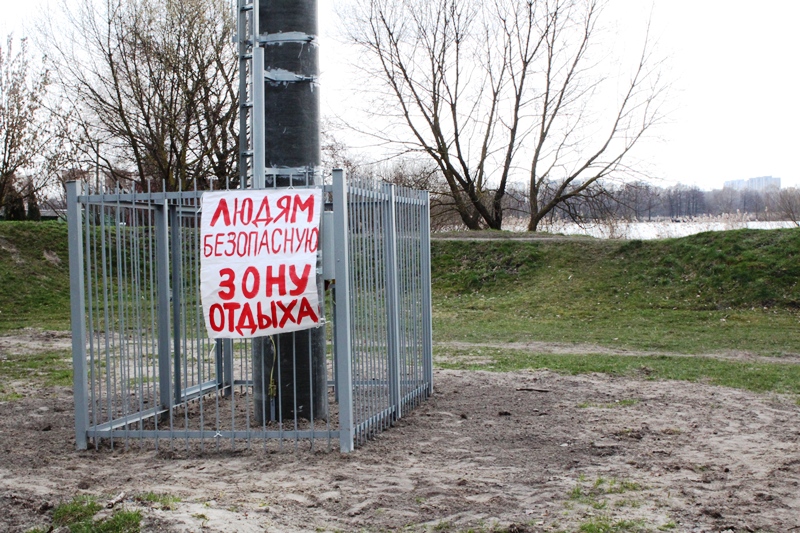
723 179 747 191
723 176 780 191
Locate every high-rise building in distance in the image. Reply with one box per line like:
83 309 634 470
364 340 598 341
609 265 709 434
723 176 780 191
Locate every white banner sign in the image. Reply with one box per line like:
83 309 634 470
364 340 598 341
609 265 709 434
200 189 322 339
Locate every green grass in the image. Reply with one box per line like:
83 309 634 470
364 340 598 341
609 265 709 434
577 516 644 533
1 224 798 400
0 221 166 333
433 229 800 308
53 496 103 527
0 222 71 331
437 346 800 395
0 389 23 401
569 477 643 503
77 510 141 533
2 222 799 361
0 350 73 389
564 478 652 533
0 349 72 400
135 492 180 510
51 496 141 533
432 230 800 356
617 230 800 309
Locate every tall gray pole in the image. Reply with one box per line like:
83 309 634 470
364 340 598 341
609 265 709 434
67 181 89 450
252 0 327 424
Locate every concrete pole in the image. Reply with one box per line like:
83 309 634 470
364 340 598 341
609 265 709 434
253 0 327 424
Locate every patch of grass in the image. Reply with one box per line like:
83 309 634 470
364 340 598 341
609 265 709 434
0 350 73 389
568 477 643 507
431 239 545 293
605 480 643 494
564 478 657 533
50 496 141 533
0 381 23 401
613 499 641 509
0 391 24 401
91 510 141 533
616 229 800 309
3 223 800 357
437 346 800 395
0 222 71 331
70 510 141 533
53 496 102 527
436 302 800 356
578 516 644 533
432 231 800 356
135 492 180 510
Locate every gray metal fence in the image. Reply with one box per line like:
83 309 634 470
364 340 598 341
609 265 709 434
67 170 432 453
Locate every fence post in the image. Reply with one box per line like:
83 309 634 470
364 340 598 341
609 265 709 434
420 191 434 395
67 181 89 450
169 206 182 406
215 339 233 396
154 202 172 410
382 183 403 420
332 169 354 452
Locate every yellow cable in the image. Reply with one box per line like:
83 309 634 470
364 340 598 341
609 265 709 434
268 336 277 398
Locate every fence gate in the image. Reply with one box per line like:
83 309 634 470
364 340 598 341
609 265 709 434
66 170 433 453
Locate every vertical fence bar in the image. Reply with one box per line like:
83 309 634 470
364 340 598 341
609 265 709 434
420 191 434 394
85 202 98 448
352 187 362 437
375 187 388 428
67 181 89 450
155 202 172 410
223 340 233 397
169 205 183 407
365 187 376 434
332 170 354 452
215 340 224 389
382 183 402 420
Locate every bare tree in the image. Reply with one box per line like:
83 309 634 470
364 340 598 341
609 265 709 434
45 0 238 192
706 187 740 216
774 188 800 227
0 35 51 209
345 0 667 230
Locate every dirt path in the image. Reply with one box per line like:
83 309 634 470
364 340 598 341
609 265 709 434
4 330 799 366
431 235 597 242
0 329 73 357
438 340 800 365
1 330 799 532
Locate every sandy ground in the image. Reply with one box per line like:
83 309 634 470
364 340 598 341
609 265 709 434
1 331 799 533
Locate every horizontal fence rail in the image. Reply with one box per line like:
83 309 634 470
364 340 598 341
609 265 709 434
67 171 432 453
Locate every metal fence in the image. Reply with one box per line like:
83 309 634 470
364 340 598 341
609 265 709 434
67 170 432 453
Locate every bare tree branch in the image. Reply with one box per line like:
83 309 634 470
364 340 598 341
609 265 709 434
345 0 668 230
43 0 237 192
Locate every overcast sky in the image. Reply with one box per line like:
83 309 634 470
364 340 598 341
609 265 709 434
4 0 798 190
